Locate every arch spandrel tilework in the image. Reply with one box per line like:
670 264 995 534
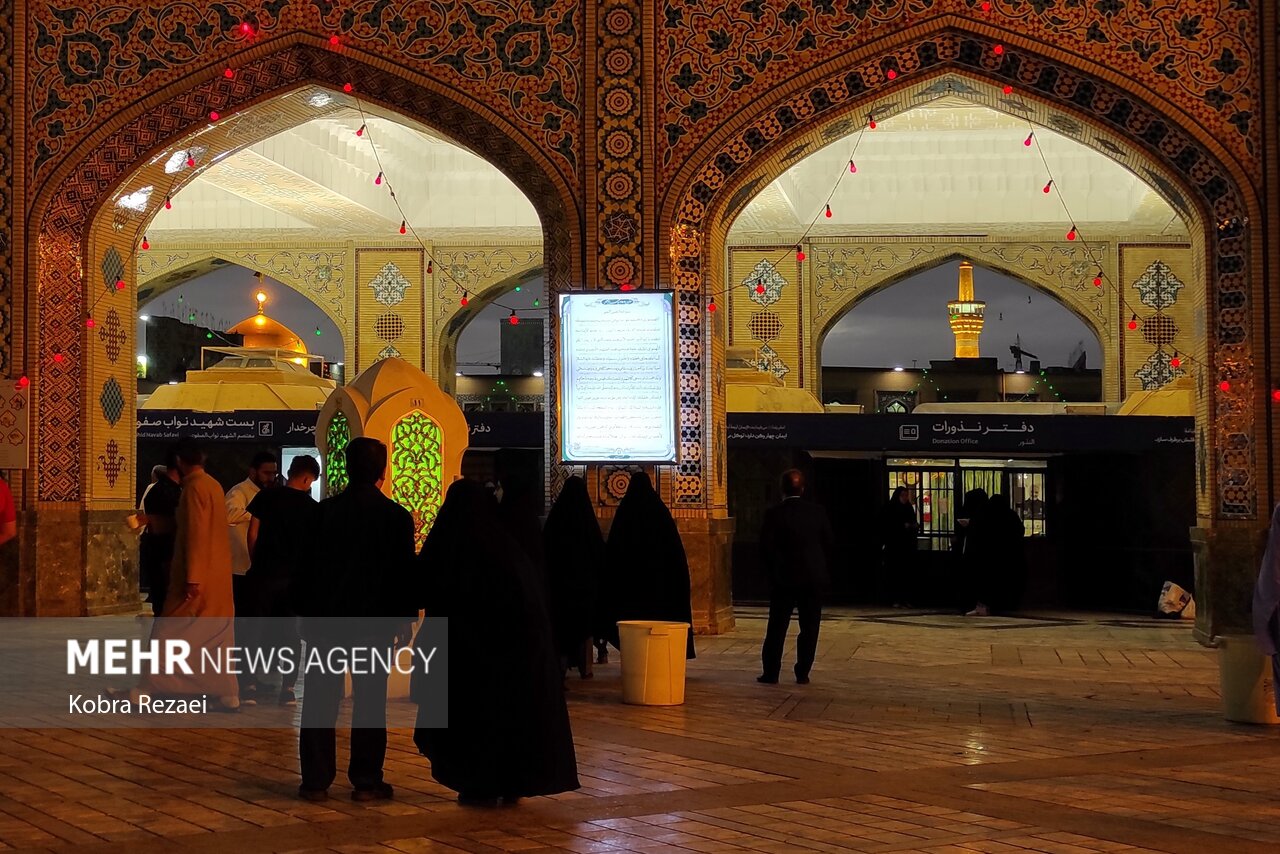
136 246 350 330
29 42 580 504
28 3 583 189
664 34 1257 521
655 2 1260 189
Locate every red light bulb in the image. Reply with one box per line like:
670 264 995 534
209 110 220 121
399 220 406 235
1093 275 1102 287
886 69 897 81
164 196 172 210
1024 132 1034 147
620 281 634 292
427 261 433 274
187 155 196 168
824 204 832 218
141 236 149 251
1066 226 1077 241
374 172 383 186
329 35 340 46
1272 389 1280 403
981 1 992 11
1219 380 1231 392
356 124 366 137
868 117 877 130
796 246 806 262
849 160 857 174
1170 353 1182 369
53 353 64 363
240 22 254 36
460 292 469 306
1042 180 1053 194
993 44 1004 56
115 279 126 291
1128 315 1138 331
17 376 29 389
224 67 235 79
86 317 96 329
707 299 718 313
1002 84 1013 95
343 83 353 93
755 281 765 294
508 311 519 326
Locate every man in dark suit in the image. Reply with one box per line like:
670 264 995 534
758 469 834 685
295 437 418 803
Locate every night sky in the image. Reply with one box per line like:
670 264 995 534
141 262 1095 373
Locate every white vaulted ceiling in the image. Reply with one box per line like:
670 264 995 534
729 98 1186 241
147 89 541 242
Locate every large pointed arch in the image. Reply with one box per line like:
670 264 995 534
25 36 581 506
660 29 1260 522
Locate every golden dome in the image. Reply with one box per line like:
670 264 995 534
228 311 307 353
227 277 307 353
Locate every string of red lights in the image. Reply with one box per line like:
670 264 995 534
37 19 1270 403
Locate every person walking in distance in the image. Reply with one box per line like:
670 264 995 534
758 470 834 685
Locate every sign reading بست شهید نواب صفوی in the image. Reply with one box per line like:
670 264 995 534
559 291 676 463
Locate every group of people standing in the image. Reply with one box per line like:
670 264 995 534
876 486 1026 615
133 445 700 805
538 470 698 674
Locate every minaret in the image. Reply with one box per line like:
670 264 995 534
947 261 985 358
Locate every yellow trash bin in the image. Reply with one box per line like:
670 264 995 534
1216 634 1280 724
617 620 689 706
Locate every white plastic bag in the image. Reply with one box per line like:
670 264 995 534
1157 581 1193 617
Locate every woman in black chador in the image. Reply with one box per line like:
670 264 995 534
880 487 919 607
958 488 991 616
542 476 604 679
603 471 696 659
412 479 579 805
983 494 1027 614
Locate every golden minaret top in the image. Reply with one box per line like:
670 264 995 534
947 261 985 359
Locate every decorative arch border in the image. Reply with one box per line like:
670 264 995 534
27 39 580 504
662 31 1258 520
810 246 1112 378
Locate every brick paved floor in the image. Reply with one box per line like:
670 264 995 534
2 607 1278 853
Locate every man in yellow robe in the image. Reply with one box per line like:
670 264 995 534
144 442 241 708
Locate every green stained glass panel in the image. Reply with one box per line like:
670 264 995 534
391 410 444 550
325 412 351 496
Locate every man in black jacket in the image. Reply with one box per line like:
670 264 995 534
295 437 417 803
758 470 834 685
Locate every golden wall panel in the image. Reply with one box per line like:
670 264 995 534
728 248 803 388
355 249 425 374
1118 245 1196 399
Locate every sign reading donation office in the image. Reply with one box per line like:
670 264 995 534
559 291 676 463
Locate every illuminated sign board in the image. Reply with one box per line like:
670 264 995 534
559 291 676 463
